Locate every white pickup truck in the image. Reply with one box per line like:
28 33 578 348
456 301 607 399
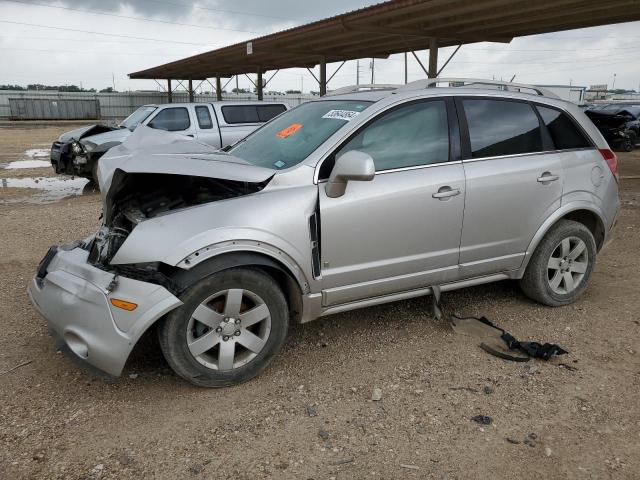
51 101 288 182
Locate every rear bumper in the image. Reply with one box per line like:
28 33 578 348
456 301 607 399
28 246 182 376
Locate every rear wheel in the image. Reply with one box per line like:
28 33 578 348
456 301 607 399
519 220 596 306
158 268 289 387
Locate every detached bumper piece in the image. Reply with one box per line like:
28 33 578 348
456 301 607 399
28 246 182 376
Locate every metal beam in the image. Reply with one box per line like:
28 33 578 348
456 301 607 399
411 51 428 76
327 61 346 84
306 68 319 84
167 79 172 103
436 44 462 77
428 38 438 78
216 76 222 101
319 58 327 96
257 67 263 100
188 78 194 102
264 70 280 87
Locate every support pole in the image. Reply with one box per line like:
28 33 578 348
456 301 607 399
188 79 194 102
404 52 408 84
216 77 222 101
167 79 172 103
319 57 327 96
428 37 438 78
257 67 263 100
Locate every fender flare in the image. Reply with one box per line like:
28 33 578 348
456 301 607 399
516 202 606 277
173 244 311 296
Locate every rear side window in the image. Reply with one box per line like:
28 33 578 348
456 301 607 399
462 99 542 158
221 105 260 124
257 104 286 122
195 106 213 129
537 106 591 150
148 107 190 131
336 100 449 171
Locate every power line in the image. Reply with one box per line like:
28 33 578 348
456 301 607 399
0 20 226 46
139 0 296 21
4 0 268 34
5 47 188 57
0 34 201 45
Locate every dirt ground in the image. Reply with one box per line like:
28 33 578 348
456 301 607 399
1 123 639 480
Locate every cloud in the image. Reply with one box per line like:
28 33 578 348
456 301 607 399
0 0 639 92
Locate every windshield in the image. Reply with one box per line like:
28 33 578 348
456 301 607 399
120 106 157 130
229 100 373 170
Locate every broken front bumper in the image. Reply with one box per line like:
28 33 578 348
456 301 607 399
28 246 182 376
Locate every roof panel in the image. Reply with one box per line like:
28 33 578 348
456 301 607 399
129 0 640 80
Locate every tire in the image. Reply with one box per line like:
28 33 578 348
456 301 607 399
91 161 101 187
519 220 596 307
158 268 289 387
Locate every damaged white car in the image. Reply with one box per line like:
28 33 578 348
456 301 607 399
29 81 620 387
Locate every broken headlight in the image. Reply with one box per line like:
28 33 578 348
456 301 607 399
71 141 85 155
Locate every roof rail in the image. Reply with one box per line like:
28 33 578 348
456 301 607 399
395 78 560 99
325 84 400 96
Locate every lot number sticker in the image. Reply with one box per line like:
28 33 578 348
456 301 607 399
322 110 361 121
276 123 303 138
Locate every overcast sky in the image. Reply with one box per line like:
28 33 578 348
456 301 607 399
1 0 639 92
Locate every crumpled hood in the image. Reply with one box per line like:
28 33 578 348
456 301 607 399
79 128 131 148
58 124 118 142
98 126 275 205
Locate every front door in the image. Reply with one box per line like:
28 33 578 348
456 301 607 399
456 97 564 277
318 99 466 306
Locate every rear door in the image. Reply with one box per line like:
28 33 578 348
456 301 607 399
456 97 564 277
193 104 222 148
319 98 466 306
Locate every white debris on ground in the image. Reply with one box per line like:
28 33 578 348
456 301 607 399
4 160 51 169
24 148 50 159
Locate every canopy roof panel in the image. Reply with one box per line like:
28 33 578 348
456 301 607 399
129 0 640 80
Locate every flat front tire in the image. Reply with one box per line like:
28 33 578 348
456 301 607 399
158 268 289 387
519 220 597 306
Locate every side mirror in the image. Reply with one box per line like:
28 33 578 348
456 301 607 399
325 150 375 198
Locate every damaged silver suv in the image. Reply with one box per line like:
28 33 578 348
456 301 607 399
28 79 620 387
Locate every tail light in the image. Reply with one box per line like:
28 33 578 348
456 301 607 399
599 148 618 182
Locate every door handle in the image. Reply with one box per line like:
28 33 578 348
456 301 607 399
186 134 195 138
432 186 461 199
537 172 560 183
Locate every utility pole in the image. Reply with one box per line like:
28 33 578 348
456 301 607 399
112 73 115 91
612 73 617 90
356 60 360 85
235 75 239 93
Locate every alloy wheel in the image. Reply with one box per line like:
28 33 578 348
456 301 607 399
186 288 272 371
547 236 589 295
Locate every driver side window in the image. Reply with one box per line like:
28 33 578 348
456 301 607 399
336 100 450 172
148 107 191 132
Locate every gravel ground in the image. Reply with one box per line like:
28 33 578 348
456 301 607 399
1 124 639 479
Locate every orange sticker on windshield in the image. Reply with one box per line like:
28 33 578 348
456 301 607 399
276 123 303 138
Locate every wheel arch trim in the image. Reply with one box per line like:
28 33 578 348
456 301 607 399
517 202 606 277
176 241 311 295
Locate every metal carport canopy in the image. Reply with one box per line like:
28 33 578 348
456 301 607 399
129 0 640 85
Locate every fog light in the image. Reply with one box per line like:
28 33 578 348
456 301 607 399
110 298 138 311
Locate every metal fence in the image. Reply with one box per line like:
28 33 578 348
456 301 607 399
0 90 315 121
8 98 101 120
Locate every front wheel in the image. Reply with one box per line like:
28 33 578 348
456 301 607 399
519 220 596 306
158 268 289 387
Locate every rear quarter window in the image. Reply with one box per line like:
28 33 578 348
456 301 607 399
462 99 543 158
536 106 592 150
257 104 287 122
221 105 260 124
